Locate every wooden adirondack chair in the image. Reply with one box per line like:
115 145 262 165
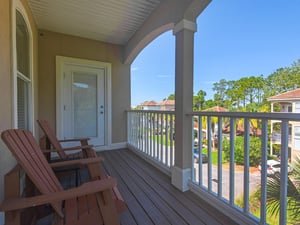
37 119 97 160
0 129 125 225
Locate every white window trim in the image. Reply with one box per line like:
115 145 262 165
12 0 35 132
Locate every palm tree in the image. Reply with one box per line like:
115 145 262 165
266 157 300 223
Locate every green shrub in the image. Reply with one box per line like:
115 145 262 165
223 136 262 166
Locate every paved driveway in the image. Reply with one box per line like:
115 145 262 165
193 163 261 200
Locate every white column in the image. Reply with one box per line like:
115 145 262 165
171 19 197 191
270 103 274 155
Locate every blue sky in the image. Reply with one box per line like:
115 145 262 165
131 0 300 107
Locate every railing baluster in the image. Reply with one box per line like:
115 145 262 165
280 120 289 225
150 112 153 158
198 115 203 186
243 118 250 213
217 116 223 198
146 112 149 155
229 117 235 206
170 114 174 166
156 113 159 160
165 114 169 167
260 119 268 224
160 113 163 163
207 116 212 192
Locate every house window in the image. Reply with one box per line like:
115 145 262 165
295 102 300 113
294 126 300 150
15 10 31 130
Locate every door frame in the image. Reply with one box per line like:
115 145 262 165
56 56 112 148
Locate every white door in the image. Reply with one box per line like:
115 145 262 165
62 64 105 146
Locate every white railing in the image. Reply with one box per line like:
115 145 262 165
128 110 300 225
190 111 300 225
127 110 175 170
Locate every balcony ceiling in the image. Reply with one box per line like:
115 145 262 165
28 0 162 45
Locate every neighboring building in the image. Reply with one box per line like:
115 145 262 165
138 99 175 111
268 88 300 161
158 99 175 111
139 101 160 110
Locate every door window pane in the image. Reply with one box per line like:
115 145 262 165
73 72 97 137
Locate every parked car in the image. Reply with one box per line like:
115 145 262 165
194 138 199 146
258 159 293 176
193 148 208 163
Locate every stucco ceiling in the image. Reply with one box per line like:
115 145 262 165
28 0 162 45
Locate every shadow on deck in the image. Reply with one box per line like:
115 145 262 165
98 149 238 225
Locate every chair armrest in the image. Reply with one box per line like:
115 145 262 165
62 145 93 151
58 137 90 143
41 145 93 154
41 149 57 153
49 157 104 168
0 177 116 212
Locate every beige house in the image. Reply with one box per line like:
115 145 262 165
268 88 300 161
0 0 298 224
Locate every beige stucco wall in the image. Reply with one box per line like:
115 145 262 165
38 30 130 144
0 0 38 204
0 0 14 205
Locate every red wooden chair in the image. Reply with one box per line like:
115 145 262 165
37 119 97 160
0 129 126 225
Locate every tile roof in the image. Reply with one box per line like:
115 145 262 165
159 100 175 106
268 88 300 101
202 106 228 112
140 100 158 106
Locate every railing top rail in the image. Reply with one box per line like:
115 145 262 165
188 111 300 121
128 110 175 115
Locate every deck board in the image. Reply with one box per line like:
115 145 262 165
98 149 238 225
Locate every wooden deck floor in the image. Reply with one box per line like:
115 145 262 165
97 149 238 225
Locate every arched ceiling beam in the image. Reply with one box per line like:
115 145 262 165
123 0 211 65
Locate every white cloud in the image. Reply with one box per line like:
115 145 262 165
131 67 139 72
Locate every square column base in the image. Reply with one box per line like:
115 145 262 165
171 166 191 192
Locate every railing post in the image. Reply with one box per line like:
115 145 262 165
171 19 196 191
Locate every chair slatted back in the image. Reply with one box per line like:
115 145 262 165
37 119 68 159
1 129 64 217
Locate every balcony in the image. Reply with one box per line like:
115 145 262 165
127 110 300 225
